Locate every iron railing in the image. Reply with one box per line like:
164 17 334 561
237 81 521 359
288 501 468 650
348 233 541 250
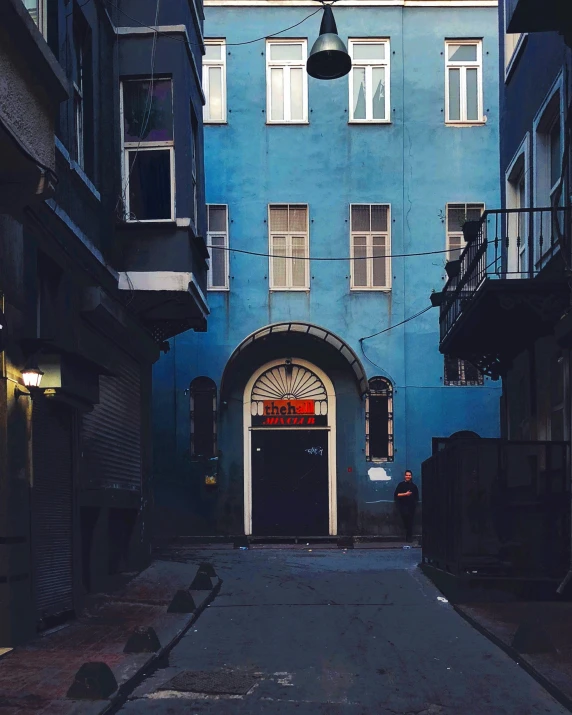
422 438 570 578
440 207 570 342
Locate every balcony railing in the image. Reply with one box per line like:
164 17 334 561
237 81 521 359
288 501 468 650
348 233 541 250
440 207 570 343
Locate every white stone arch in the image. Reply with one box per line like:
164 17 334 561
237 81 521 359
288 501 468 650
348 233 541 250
243 358 337 536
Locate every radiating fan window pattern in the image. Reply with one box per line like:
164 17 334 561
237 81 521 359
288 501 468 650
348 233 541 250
251 365 328 416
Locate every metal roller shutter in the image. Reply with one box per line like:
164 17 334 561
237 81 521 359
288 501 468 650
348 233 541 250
82 357 142 492
32 395 74 621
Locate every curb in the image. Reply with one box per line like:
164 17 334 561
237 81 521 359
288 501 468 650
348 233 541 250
101 578 223 715
453 604 572 715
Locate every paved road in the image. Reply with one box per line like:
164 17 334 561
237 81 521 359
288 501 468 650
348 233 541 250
118 547 569 714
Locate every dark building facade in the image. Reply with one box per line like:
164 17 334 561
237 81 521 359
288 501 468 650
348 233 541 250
0 0 208 646
424 2 572 587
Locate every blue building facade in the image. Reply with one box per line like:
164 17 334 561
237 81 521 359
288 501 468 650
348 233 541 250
153 0 502 539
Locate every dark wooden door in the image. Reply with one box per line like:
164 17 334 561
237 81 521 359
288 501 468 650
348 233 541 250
252 430 329 536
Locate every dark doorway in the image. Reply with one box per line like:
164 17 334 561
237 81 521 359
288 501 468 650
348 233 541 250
252 430 329 536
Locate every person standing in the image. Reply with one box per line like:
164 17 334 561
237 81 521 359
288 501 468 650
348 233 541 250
394 470 419 542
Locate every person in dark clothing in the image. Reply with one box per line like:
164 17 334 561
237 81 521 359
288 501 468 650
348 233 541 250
394 470 419 542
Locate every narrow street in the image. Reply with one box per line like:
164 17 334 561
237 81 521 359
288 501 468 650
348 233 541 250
116 547 569 714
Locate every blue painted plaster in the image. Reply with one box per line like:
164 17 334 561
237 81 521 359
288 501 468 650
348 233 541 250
153 3 502 536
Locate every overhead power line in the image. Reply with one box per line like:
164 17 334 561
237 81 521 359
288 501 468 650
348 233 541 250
103 0 323 48
215 245 459 261
360 306 432 342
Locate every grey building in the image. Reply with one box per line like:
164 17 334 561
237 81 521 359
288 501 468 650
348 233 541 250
0 0 208 645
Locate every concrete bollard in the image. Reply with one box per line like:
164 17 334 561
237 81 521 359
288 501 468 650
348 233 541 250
190 570 214 590
66 662 118 700
337 536 354 549
199 562 217 578
123 626 162 653
167 590 197 613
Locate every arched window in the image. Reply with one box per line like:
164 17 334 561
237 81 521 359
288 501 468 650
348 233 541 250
190 377 217 458
366 377 394 462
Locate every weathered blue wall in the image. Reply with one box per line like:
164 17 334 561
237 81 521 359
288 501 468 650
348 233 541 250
153 2 502 537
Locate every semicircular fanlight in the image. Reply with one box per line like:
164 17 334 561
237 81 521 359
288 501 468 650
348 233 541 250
252 365 327 402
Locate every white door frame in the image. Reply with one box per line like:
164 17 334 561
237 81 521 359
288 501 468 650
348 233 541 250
243 357 337 536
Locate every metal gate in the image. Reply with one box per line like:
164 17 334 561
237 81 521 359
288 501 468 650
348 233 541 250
32 395 74 621
82 357 142 492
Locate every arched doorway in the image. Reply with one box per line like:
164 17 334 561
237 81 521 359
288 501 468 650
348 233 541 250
243 358 337 536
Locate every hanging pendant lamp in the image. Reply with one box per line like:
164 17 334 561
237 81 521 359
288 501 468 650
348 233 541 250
307 4 352 80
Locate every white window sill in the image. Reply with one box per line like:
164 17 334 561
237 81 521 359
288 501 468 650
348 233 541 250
266 121 310 126
207 287 230 292
350 287 392 292
269 288 310 292
445 119 487 127
123 218 176 225
348 120 391 125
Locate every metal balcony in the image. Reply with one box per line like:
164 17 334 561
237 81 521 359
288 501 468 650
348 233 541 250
438 207 570 379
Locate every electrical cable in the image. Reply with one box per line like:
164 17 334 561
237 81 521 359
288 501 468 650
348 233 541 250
103 0 323 48
215 245 460 261
360 306 432 343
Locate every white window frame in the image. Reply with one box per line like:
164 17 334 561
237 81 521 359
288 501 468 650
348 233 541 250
445 40 484 125
268 204 310 291
350 204 391 291
120 78 176 223
203 39 227 124
505 133 530 275
73 41 85 169
445 202 485 262
348 39 390 124
207 204 229 291
532 71 564 267
266 39 308 125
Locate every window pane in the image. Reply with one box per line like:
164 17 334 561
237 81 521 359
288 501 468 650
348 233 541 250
444 356 461 383
204 44 222 61
210 236 227 288
270 68 284 121
466 68 479 121
466 204 484 221
23 0 39 25
372 67 386 120
289 205 307 232
270 43 303 61
447 204 465 228
270 206 289 232
351 205 370 232
292 236 306 287
353 43 385 61
369 394 389 459
372 236 386 287
123 80 173 142
448 44 477 62
550 122 561 188
352 67 367 120
464 360 482 385
290 68 304 121
208 205 227 232
353 236 368 287
448 69 461 121
371 205 388 232
272 236 287 287
448 235 465 261
208 67 223 120
128 149 171 220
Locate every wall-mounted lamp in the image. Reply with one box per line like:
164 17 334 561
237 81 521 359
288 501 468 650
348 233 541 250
15 359 44 399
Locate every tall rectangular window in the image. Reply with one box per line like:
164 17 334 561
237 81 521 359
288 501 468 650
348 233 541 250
22 0 46 36
72 10 91 170
191 108 199 225
121 79 174 222
446 202 484 261
366 378 394 462
266 41 308 123
445 40 483 124
269 204 309 290
349 40 390 123
203 40 226 123
207 205 229 290
350 204 391 290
